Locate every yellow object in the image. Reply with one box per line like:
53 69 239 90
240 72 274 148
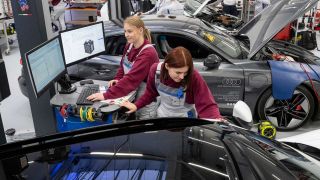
79 106 84 121
204 32 215 42
80 106 88 121
258 121 276 139
87 107 95 122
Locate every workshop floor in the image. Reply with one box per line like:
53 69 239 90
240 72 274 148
0 41 35 141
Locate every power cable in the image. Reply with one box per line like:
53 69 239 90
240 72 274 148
299 63 320 101
87 135 130 179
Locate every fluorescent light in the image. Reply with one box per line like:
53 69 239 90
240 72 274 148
188 137 224 148
272 174 281 180
144 131 158 134
90 152 143 157
188 163 229 178
28 161 34 164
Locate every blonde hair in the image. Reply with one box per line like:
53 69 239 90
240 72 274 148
124 16 152 43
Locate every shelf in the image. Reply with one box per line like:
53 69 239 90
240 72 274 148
291 26 311 33
65 8 97 22
66 8 97 11
68 0 105 3
65 20 95 25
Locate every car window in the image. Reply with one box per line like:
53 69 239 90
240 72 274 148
105 36 127 56
198 30 243 59
156 33 212 59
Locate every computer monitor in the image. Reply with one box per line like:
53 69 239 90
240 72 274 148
25 37 67 98
60 22 106 66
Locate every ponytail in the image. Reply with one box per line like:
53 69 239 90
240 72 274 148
144 28 152 43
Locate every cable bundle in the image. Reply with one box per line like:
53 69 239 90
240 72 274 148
59 104 105 122
59 103 77 120
79 106 104 122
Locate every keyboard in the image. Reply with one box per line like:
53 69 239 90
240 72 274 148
76 85 100 105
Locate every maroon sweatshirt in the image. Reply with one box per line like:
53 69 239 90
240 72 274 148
135 63 221 119
103 40 159 99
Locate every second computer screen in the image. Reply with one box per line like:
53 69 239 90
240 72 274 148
25 37 66 98
60 22 106 66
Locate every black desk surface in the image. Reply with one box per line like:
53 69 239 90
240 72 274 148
50 80 136 113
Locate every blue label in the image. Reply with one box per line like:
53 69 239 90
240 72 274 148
177 87 184 99
187 111 193 118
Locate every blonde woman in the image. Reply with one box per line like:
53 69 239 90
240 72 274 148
87 16 159 119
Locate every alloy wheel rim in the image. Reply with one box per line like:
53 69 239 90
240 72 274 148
264 90 310 129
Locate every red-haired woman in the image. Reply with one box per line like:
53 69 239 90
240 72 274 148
121 47 221 119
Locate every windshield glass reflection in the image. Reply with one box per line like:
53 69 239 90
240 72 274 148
21 127 232 180
248 132 320 179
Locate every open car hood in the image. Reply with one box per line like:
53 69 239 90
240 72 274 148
184 0 222 16
238 0 319 59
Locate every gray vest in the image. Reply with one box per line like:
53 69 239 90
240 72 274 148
155 63 196 118
122 43 158 119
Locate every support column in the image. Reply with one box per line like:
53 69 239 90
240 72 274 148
10 0 57 136
0 110 6 145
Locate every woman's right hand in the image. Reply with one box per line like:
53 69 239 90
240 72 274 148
87 93 105 101
121 100 137 114
108 80 118 87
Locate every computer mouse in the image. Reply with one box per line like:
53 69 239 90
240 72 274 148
5 128 16 136
80 79 94 85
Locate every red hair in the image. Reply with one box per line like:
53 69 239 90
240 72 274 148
160 47 193 89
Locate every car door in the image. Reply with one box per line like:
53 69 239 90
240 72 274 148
67 34 125 81
152 31 245 114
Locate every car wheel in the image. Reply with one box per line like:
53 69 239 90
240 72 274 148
257 86 315 131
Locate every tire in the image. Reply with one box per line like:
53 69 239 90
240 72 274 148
257 86 315 131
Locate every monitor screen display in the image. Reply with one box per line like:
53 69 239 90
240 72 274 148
60 22 106 66
25 37 66 98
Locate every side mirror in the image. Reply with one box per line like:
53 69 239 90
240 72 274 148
204 54 221 69
232 101 253 129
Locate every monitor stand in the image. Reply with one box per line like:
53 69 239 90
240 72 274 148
57 74 77 94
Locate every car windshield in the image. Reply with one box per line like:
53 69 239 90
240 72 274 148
247 132 320 179
184 0 205 14
197 28 243 58
2 120 238 180
184 0 215 15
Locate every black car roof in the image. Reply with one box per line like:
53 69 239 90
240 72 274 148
104 15 213 35
142 15 201 29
